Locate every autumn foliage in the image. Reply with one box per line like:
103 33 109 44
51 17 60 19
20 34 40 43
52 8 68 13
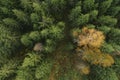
73 27 114 67
0 0 120 80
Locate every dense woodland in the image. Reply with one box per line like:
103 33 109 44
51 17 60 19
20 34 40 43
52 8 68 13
0 0 120 80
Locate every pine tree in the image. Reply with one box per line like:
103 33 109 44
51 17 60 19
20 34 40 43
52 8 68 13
0 0 120 80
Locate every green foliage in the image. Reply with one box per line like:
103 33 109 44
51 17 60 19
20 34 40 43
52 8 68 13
21 0 32 10
21 34 33 47
99 0 113 15
107 6 120 16
111 44 120 52
39 16 54 28
113 57 120 79
97 26 111 34
35 60 53 79
40 29 49 38
69 6 82 26
30 13 40 23
108 28 120 45
86 24 96 29
82 0 96 12
15 68 34 80
22 52 41 68
46 39 55 46
0 7 10 15
3 18 19 28
12 9 28 23
98 16 117 27
49 25 64 39
44 45 55 53
70 11 90 27
101 42 115 53
0 59 18 80
89 66 119 80
0 24 20 62
29 31 41 41
45 0 66 19
77 14 90 26
112 0 120 5
89 10 98 21
33 2 42 12
0 0 120 80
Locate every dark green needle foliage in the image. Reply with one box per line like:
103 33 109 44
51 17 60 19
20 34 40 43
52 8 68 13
89 66 119 80
0 0 120 80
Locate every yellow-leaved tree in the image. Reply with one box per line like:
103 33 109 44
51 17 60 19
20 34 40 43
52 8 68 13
73 27 114 68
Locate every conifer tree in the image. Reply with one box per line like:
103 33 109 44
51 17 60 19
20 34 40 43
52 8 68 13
0 0 120 80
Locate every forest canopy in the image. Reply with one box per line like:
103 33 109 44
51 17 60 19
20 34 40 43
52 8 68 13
0 0 120 80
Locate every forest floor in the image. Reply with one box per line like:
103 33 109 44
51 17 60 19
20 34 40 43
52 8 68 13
49 42 75 80
48 25 82 80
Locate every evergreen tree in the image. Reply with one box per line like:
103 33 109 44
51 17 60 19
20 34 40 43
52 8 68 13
0 0 120 80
